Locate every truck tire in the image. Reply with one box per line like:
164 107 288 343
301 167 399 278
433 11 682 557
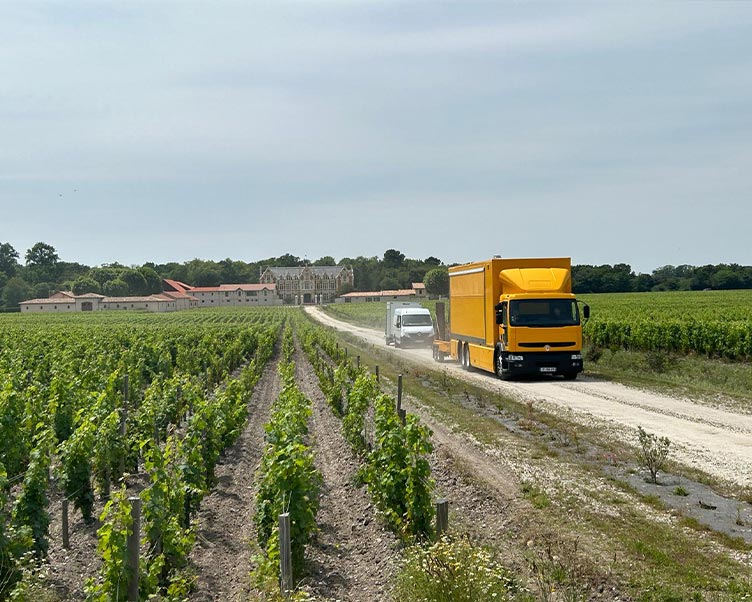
562 372 578 381
494 348 505 379
461 343 471 370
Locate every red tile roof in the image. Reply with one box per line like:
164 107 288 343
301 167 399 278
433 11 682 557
162 279 193 293
102 295 174 303
190 284 276 293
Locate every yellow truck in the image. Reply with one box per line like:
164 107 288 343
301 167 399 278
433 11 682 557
432 257 589 379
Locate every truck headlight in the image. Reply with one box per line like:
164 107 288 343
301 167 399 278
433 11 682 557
571 354 582 360
508 354 524 361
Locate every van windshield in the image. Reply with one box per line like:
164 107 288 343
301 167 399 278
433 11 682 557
401 314 433 327
509 299 579 327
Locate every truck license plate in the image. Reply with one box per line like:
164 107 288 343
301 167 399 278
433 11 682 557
539 367 557 373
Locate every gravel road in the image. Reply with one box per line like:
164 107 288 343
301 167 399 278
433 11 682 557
306 307 752 487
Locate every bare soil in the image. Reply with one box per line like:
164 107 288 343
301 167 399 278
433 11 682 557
189 349 282 601
294 343 401 601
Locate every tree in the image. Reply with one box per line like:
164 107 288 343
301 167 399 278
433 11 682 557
424 256 442 267
24 242 60 283
121 269 148 295
424 268 449 296
313 256 336 266
0 243 19 277
379 276 400 290
383 249 405 269
72 276 102 295
138 266 163 294
2 277 32 309
103 279 129 297
336 282 355 296
32 282 55 299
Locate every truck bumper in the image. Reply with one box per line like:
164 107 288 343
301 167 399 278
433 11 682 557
501 351 583 377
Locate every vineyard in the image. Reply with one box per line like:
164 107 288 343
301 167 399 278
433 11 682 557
0 308 443 601
324 290 752 360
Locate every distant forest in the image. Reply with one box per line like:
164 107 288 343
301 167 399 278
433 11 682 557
2 241 751 310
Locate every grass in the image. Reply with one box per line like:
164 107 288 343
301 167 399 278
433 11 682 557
309 314 752 601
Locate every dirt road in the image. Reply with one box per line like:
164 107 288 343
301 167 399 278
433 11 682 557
306 307 752 487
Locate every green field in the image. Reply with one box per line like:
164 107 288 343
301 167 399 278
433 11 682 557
323 290 752 360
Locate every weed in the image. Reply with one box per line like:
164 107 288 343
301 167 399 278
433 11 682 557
394 534 529 602
521 482 551 509
636 426 671 484
673 486 689 497
645 351 675 374
584 345 603 364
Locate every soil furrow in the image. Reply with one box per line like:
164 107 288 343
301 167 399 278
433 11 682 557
294 344 400 602
189 348 281 602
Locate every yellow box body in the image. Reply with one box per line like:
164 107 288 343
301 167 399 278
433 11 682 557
447 258 582 374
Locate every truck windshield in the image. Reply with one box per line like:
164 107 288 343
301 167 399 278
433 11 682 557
401 314 433 327
509 299 579 327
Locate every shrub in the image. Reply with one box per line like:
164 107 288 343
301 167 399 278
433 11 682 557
637 426 671 484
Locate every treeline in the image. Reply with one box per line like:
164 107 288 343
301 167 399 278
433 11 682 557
572 263 752 293
2 239 752 310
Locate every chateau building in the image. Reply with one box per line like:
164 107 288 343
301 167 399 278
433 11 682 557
259 265 354 305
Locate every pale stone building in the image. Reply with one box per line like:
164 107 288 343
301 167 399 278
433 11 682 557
188 283 281 307
259 265 354 305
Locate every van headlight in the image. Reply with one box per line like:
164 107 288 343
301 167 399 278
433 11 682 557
571 354 582 360
508 354 524 361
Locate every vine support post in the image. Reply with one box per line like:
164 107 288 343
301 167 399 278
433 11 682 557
127 496 141 602
62 500 70 549
435 499 449 537
397 374 403 412
123 374 129 404
119 405 128 476
279 513 293 598
357 355 360 369
375 365 379 383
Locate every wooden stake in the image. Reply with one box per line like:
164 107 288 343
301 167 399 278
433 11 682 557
279 513 293 597
127 497 141 602
436 499 449 537
397 374 403 412
356 355 360 369
375 365 379 383
62 500 70 549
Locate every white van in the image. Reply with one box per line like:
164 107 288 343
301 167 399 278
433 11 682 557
385 302 435 347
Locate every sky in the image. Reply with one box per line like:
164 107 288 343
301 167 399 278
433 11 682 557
1 2 751 275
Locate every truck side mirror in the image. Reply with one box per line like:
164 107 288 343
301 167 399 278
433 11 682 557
495 311 504 325
583 305 590 320
396 317 401 327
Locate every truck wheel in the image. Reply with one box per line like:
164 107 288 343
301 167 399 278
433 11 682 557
437 351 445 363
461 343 471 370
562 372 578 381
494 350 504 379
